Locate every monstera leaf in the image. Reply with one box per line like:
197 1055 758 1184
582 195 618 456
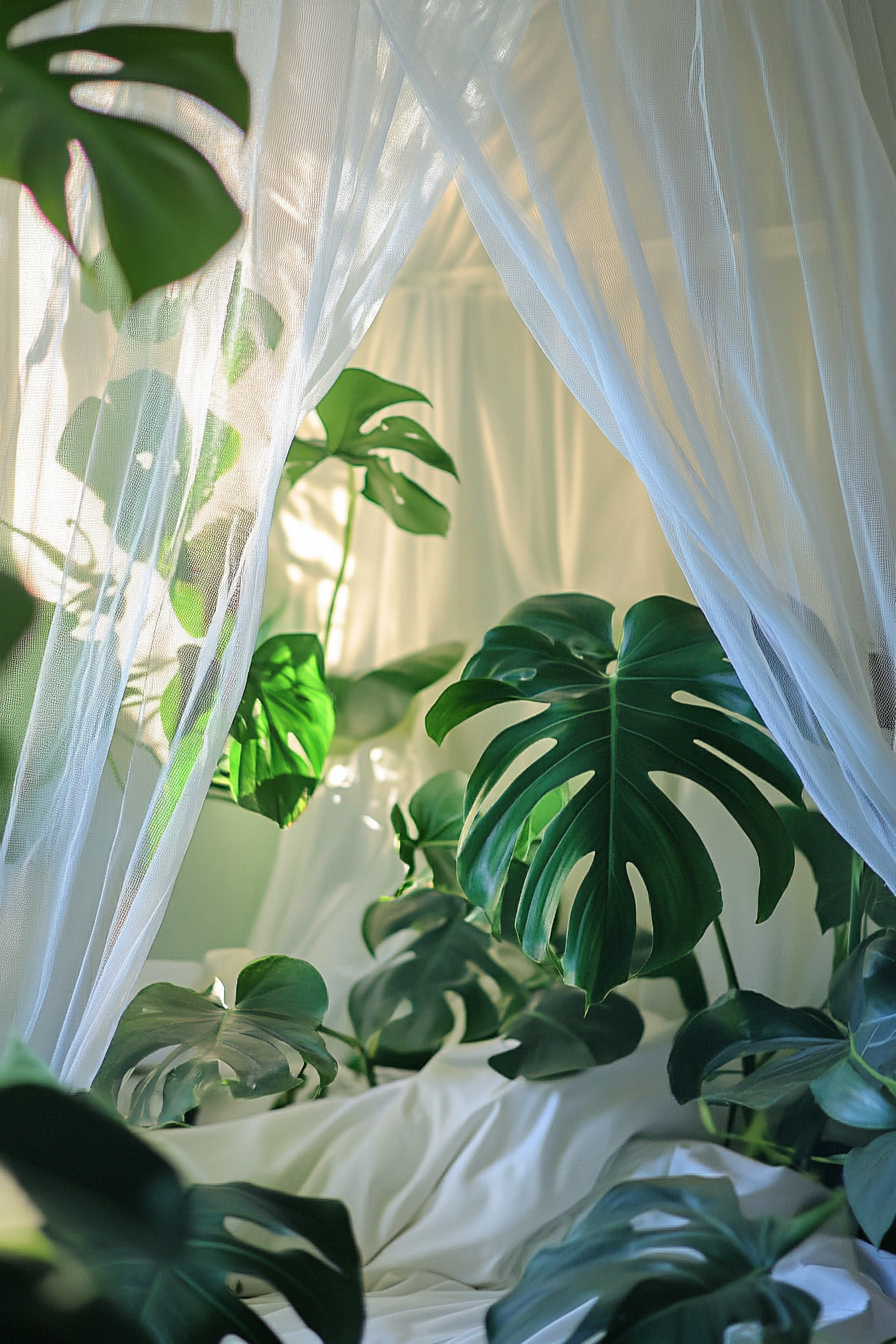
285 370 458 536
670 931 896 1138
427 594 804 1003
489 984 643 1081
329 642 464 750
390 770 467 896
93 956 337 1127
350 889 523 1066
486 1175 831 1344
0 1082 363 1344
0 4 248 300
227 634 334 827
777 804 896 933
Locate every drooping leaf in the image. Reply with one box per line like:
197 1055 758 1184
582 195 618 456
487 1175 830 1344
0 12 248 299
229 634 334 827
351 889 523 1065
92 955 337 1127
0 1083 363 1344
389 770 467 896
426 594 804 1003
284 369 457 536
329 641 464 749
778 804 896 933
488 984 643 1081
0 571 35 663
220 261 284 385
844 1129 896 1247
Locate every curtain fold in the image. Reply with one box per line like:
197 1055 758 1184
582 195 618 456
0 0 449 1086
371 0 896 895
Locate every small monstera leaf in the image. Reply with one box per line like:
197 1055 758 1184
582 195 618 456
93 956 337 1127
486 1175 831 1344
670 932 896 1132
0 5 248 299
285 369 458 536
489 984 643 1081
426 594 804 1003
0 1083 363 1344
390 770 468 896
228 634 334 827
329 642 464 751
777 804 896 933
350 889 523 1067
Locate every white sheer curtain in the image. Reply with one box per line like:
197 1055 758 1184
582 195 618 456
0 0 449 1087
370 0 896 896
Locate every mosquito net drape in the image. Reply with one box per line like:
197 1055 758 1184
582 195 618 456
0 0 449 1087
371 0 896 898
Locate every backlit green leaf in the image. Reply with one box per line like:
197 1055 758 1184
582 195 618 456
329 641 464 748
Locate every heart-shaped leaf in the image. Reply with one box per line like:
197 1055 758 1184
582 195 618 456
285 369 457 536
487 1175 831 1344
92 955 337 1127
488 984 643 1081
228 634 334 828
427 594 804 1003
351 889 522 1066
329 642 464 750
0 8 248 299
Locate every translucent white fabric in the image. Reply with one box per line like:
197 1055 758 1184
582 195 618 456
371 0 896 893
153 1036 896 1344
0 0 450 1086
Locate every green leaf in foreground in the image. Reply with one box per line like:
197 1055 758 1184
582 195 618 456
489 984 643 1081
92 955 336 1127
427 594 803 1003
329 642 464 749
487 1175 833 1344
229 634 334 827
0 1083 363 1344
0 11 248 299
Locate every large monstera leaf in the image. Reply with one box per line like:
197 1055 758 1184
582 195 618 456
0 1082 363 1344
285 370 458 536
227 634 335 827
486 1175 830 1344
93 956 337 1127
0 2 248 300
427 594 804 1002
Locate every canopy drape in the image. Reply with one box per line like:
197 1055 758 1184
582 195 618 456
372 0 896 897
0 0 449 1087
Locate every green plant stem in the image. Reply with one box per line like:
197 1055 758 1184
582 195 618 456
323 465 358 661
713 918 741 992
320 1025 377 1088
849 850 864 956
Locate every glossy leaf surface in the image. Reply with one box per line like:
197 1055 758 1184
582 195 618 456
489 984 643 1080
329 642 463 750
228 634 334 827
285 370 457 536
0 8 248 299
487 1175 826 1344
427 594 804 1002
93 956 336 1127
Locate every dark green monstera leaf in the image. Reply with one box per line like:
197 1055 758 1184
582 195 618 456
92 956 337 1127
228 634 334 827
0 1083 363 1344
487 1175 831 1344
777 804 896 933
426 594 804 1003
0 3 248 300
285 369 458 536
329 642 464 750
488 984 643 1081
390 770 468 896
350 889 523 1066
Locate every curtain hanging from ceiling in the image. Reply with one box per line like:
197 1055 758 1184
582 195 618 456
0 0 449 1087
372 0 896 893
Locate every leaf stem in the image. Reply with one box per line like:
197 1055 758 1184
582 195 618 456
849 850 864 956
320 1025 377 1088
323 465 358 661
713 918 741 992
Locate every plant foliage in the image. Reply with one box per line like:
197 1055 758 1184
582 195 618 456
0 1 249 299
285 370 458 536
489 984 643 1081
427 594 803 1003
329 644 464 751
93 955 337 1127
